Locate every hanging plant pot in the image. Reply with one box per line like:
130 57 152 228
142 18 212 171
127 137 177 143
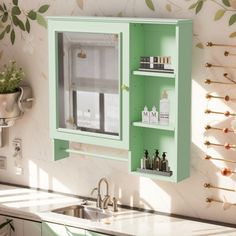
0 89 22 120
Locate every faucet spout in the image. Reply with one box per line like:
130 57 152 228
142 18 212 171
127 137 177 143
98 177 109 196
96 177 110 209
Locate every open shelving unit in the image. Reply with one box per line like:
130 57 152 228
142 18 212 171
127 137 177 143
129 20 192 182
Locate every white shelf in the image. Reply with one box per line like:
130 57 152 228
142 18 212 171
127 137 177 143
132 121 175 131
133 70 175 78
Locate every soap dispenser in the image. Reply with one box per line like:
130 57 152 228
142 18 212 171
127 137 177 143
143 150 149 169
161 152 168 172
153 149 161 170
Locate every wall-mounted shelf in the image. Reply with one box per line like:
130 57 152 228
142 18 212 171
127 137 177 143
132 121 175 131
48 17 192 182
133 70 175 78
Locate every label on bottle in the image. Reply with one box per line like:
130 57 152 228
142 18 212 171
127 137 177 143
150 110 158 124
160 99 169 125
142 110 150 123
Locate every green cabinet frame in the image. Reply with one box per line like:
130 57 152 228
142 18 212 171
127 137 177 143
48 18 130 160
48 17 192 182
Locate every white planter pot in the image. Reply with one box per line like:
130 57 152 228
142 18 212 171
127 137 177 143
0 90 21 119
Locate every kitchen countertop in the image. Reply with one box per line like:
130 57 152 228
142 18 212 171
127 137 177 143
0 184 235 236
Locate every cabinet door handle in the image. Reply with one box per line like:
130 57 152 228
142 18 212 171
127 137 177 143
121 84 129 91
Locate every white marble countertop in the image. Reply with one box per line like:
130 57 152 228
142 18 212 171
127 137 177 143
0 184 235 236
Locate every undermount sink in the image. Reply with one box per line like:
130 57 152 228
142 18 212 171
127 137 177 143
52 205 112 221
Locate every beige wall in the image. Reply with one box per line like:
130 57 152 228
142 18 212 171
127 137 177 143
1 0 236 224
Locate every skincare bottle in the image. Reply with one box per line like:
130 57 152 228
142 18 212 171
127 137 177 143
159 90 169 125
153 149 161 170
143 150 149 169
142 106 150 124
150 106 158 125
161 152 168 172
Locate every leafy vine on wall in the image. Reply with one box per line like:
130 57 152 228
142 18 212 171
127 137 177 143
0 0 49 45
189 0 236 38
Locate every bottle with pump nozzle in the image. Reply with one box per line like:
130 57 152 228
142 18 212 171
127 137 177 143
143 150 149 169
161 152 168 172
153 149 161 170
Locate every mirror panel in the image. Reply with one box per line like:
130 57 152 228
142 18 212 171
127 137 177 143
57 32 120 137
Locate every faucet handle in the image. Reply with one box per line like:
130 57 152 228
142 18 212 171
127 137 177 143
112 197 118 212
90 187 98 196
102 195 110 209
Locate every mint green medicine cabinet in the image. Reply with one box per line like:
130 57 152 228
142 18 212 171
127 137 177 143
48 17 192 182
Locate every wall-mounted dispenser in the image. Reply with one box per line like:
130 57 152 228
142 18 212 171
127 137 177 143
0 86 33 147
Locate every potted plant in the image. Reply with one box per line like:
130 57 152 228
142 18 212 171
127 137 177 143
0 61 25 123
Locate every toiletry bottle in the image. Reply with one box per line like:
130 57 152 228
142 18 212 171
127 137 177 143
153 149 161 170
143 150 149 169
159 90 169 125
149 152 153 170
142 106 150 124
161 152 168 172
150 106 158 125
156 149 162 170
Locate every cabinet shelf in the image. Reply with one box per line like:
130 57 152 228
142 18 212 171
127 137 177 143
133 70 175 78
132 122 175 131
131 171 175 182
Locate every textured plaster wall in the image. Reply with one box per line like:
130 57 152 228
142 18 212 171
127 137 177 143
1 0 236 225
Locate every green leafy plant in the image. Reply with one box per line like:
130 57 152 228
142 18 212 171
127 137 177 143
0 219 15 232
145 0 155 11
0 0 49 44
188 0 236 38
0 61 25 94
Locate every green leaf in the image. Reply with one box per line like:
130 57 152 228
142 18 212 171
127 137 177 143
196 0 203 14
28 10 37 20
117 12 123 17
145 0 155 11
76 0 84 10
166 4 172 12
25 18 30 33
214 9 225 20
222 0 230 7
0 31 5 40
2 12 8 23
12 15 19 26
10 29 15 44
196 42 204 49
229 13 236 25
36 13 47 28
13 0 18 5
229 31 236 37
12 6 21 15
16 17 25 31
5 24 10 33
38 4 49 13
189 2 198 9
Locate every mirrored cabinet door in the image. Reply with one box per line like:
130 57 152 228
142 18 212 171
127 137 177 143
57 32 120 137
